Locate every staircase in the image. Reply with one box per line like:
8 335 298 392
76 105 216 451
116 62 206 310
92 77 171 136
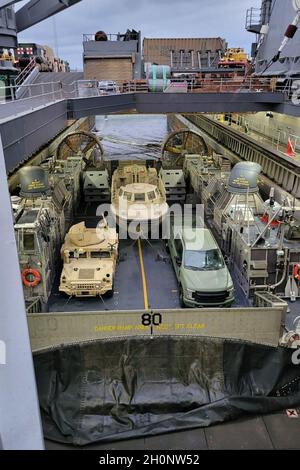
14 59 39 99
15 71 84 100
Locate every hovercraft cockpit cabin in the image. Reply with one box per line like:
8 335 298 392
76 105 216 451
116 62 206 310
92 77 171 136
111 163 169 226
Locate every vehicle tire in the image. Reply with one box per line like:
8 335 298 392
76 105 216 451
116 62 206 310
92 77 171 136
106 281 114 298
179 284 185 308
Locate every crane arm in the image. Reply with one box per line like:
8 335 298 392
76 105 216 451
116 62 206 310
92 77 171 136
0 0 23 8
16 0 82 32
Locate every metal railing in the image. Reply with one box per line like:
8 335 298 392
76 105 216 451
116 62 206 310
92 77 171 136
1 75 291 98
26 297 43 314
14 58 37 88
3 79 79 102
187 76 276 93
83 33 121 42
5 80 65 101
184 114 300 199
245 7 262 31
0 80 70 117
0 75 293 118
213 113 300 155
75 76 289 94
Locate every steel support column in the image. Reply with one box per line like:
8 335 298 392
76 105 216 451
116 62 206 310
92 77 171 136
68 92 284 119
0 134 44 450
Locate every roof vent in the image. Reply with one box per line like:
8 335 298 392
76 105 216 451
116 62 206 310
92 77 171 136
228 162 261 194
19 167 50 199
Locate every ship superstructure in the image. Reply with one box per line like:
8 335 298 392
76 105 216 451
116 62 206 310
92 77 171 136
3 0 300 453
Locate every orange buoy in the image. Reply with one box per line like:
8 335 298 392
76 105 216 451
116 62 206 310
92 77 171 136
294 264 300 282
22 268 41 288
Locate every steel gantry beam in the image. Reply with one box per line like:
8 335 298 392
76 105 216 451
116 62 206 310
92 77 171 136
68 92 284 119
16 0 82 32
0 134 44 450
0 91 286 174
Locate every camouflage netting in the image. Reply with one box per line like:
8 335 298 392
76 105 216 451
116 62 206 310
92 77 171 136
34 336 300 446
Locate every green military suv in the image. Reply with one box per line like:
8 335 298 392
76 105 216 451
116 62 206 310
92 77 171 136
168 224 235 308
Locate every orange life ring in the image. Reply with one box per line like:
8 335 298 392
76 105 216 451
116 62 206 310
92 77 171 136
294 264 300 282
22 268 41 288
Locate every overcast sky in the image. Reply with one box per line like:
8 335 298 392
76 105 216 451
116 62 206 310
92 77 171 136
17 0 261 70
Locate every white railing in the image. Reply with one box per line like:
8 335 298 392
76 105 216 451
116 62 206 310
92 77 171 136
245 7 262 30
2 79 78 103
14 59 37 88
83 33 120 42
0 75 295 117
75 76 292 94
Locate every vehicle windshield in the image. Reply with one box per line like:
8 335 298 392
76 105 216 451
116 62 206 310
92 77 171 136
134 193 145 202
184 249 225 271
91 252 111 259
